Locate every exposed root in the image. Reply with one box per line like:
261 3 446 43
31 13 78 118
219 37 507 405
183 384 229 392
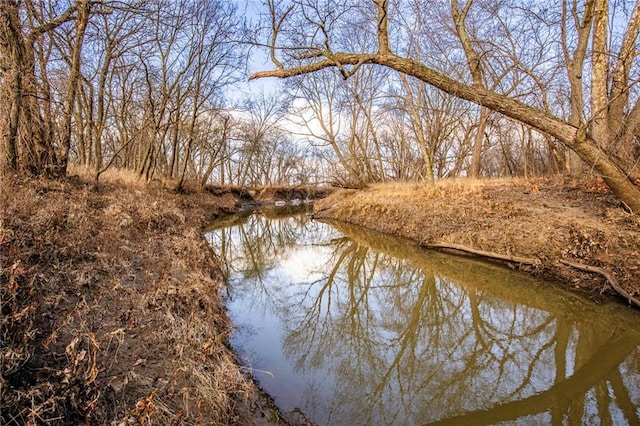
559 259 640 308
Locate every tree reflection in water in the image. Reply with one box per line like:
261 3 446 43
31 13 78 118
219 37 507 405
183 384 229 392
205 211 640 425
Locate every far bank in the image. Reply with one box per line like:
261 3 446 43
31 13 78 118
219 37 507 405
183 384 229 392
313 177 640 308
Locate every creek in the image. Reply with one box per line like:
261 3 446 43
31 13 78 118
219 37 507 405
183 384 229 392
205 206 640 425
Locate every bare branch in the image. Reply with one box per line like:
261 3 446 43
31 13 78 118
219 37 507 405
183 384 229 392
26 2 77 42
608 0 640 136
250 53 378 80
451 0 483 87
251 52 575 144
267 0 294 70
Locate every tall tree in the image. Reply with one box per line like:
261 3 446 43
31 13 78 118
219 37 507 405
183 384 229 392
59 0 91 171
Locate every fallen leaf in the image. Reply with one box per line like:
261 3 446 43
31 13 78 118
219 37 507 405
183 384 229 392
133 358 146 367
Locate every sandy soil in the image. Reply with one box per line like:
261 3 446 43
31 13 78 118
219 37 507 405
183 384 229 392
313 177 640 307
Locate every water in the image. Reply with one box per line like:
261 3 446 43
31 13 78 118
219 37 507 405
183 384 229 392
205 207 640 425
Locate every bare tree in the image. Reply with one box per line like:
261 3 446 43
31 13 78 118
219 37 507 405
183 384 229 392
58 0 91 171
0 1 77 176
251 0 640 212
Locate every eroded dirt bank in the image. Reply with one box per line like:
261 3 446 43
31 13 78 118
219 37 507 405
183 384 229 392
1 174 285 425
313 177 640 307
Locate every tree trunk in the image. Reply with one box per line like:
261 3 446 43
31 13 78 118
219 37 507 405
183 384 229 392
1 1 75 177
1 3 24 172
59 0 90 173
470 106 489 178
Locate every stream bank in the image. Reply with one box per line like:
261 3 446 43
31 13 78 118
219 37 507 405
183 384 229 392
3 173 638 424
313 177 640 307
1 173 299 425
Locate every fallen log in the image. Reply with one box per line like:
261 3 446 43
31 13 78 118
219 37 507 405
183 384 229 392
423 242 541 266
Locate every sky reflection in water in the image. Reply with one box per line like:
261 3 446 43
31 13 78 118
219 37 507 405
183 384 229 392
205 208 640 425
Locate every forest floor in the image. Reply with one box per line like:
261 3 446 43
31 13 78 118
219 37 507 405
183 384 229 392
2 172 639 425
314 176 640 307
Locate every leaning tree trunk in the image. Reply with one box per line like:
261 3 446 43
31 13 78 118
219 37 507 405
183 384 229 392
251 51 640 213
382 53 640 213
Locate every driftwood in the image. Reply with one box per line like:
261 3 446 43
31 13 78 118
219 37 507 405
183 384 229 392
424 242 541 266
559 259 640 309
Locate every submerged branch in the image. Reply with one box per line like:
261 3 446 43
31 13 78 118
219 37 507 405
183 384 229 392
423 242 541 266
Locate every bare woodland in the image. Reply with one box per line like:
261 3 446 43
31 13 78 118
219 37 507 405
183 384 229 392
0 0 312 189
2 2 640 423
1 0 640 210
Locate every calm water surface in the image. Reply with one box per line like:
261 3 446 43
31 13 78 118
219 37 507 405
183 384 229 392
205 207 640 425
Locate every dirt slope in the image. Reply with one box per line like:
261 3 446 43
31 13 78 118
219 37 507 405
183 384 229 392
1 175 283 425
313 177 640 306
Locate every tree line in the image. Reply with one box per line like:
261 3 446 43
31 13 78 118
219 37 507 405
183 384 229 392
0 0 316 189
253 0 640 211
2 0 639 210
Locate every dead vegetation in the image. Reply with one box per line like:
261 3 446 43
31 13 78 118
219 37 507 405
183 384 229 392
0 169 283 425
314 176 640 306
4 169 637 424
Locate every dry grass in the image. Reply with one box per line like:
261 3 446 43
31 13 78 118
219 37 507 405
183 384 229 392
67 164 154 190
0 170 279 425
315 176 640 303
369 176 517 196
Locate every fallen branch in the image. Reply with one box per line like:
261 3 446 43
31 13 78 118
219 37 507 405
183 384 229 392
559 259 640 308
424 242 541 266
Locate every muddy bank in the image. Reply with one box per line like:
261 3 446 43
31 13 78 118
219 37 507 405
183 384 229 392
313 177 640 307
1 174 286 424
